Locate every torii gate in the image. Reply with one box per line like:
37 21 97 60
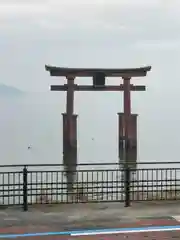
45 65 151 192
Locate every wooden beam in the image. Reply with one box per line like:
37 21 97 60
50 84 146 91
45 65 151 77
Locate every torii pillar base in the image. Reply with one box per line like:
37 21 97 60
62 113 78 191
118 113 137 170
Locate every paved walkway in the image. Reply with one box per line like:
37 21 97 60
1 201 180 239
1 219 180 239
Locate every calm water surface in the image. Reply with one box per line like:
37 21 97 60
0 93 180 204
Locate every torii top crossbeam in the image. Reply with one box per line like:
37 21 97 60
45 65 151 77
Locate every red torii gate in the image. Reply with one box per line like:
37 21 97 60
45 65 151 192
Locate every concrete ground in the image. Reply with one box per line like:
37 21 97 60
1 201 180 239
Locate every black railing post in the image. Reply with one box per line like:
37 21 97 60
23 166 28 211
124 166 130 207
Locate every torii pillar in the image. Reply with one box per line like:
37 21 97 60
118 77 137 170
62 76 77 193
118 113 137 170
118 77 138 183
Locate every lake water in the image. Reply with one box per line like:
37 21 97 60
0 92 180 204
1 92 180 166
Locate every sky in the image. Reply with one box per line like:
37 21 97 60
1 0 180 91
1 0 180 166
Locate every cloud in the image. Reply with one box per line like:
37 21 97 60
0 0 179 18
0 0 172 19
0 2 48 17
134 40 180 50
1 0 180 45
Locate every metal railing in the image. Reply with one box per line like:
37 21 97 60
0 162 180 211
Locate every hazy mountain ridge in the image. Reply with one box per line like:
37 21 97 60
0 84 23 96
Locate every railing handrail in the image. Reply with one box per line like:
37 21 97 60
1 163 180 211
0 161 180 168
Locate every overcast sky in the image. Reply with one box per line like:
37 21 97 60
1 0 180 91
1 0 180 165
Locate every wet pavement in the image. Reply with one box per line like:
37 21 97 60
1 201 180 239
1 219 180 239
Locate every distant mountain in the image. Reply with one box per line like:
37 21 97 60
0 84 23 96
